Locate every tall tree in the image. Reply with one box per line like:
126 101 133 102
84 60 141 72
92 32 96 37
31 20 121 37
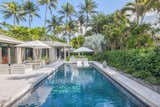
23 1 40 27
65 20 77 43
80 0 97 30
59 2 75 24
46 15 61 34
122 0 154 24
77 13 85 35
59 2 75 43
38 0 57 27
0 2 26 25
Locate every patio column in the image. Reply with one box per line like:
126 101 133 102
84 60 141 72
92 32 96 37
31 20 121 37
33 48 37 60
68 48 70 57
17 48 22 64
0 47 2 64
64 47 66 60
8 48 11 64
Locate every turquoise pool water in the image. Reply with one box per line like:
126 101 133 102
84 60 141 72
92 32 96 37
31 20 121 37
17 64 147 107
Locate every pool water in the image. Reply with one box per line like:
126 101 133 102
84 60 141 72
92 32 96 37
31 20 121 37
17 64 147 107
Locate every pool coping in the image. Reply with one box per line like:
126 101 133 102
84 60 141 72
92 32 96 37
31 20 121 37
2 61 64 107
91 61 160 107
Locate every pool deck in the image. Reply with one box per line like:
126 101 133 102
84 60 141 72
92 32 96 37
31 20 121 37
1 61 160 107
92 61 160 107
0 61 64 107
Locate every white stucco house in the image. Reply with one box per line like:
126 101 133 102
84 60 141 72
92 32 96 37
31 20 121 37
0 33 71 64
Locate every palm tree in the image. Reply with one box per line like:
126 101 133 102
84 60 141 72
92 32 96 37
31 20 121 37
59 2 75 24
59 2 75 43
0 2 26 25
148 0 160 15
65 20 77 43
46 15 61 34
80 0 97 30
122 0 153 24
38 0 57 27
77 14 85 35
23 1 40 27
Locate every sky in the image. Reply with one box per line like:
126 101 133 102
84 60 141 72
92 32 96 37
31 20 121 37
0 0 134 27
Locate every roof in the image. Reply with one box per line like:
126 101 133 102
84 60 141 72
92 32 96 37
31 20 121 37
16 40 51 49
0 34 23 44
42 41 71 48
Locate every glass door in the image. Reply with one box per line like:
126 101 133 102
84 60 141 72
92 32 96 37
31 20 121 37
2 47 8 64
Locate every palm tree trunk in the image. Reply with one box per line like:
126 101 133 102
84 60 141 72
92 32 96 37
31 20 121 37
80 24 83 35
29 14 31 28
14 14 16 26
44 3 48 27
140 15 145 24
49 8 53 16
135 0 139 25
86 13 89 32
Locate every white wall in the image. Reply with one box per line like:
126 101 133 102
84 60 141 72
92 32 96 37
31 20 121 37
49 47 57 62
17 48 22 64
0 47 2 63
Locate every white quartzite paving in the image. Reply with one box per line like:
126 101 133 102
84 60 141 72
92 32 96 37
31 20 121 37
93 61 160 107
0 61 64 107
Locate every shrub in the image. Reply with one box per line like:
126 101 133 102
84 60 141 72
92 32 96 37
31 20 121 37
90 47 160 84
144 76 160 85
132 71 152 79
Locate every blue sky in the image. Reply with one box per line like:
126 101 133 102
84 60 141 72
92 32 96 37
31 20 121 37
0 0 133 27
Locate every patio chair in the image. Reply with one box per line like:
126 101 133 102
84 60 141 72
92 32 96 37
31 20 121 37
25 64 33 73
83 61 89 67
11 64 25 74
40 60 46 68
0 64 10 74
77 61 83 67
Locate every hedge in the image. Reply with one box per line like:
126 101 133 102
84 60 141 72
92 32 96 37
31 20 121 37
91 47 160 84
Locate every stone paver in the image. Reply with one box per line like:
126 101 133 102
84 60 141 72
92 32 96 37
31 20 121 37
0 61 64 107
93 61 160 107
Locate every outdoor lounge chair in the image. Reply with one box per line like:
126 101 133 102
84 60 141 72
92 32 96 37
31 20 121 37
83 61 89 67
0 64 10 74
77 61 83 67
25 64 33 73
11 64 25 74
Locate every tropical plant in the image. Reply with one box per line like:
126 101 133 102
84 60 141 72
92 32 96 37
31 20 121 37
38 0 57 27
23 1 40 27
70 36 85 48
46 15 61 34
59 2 75 24
65 20 77 43
59 2 75 43
122 0 154 24
102 11 130 50
0 2 26 25
91 47 160 84
91 13 110 34
83 34 106 52
77 13 85 35
79 0 97 30
4 25 47 41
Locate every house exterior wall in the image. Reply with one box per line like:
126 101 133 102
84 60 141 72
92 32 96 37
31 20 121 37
0 47 2 63
49 47 57 62
17 48 22 64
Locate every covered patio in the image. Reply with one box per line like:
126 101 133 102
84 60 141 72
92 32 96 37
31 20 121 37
43 41 71 62
16 40 51 65
0 34 23 64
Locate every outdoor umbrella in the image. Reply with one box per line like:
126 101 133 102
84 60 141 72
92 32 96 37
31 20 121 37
73 47 94 53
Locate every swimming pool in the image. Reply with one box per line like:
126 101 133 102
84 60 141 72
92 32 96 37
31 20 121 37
16 64 148 107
